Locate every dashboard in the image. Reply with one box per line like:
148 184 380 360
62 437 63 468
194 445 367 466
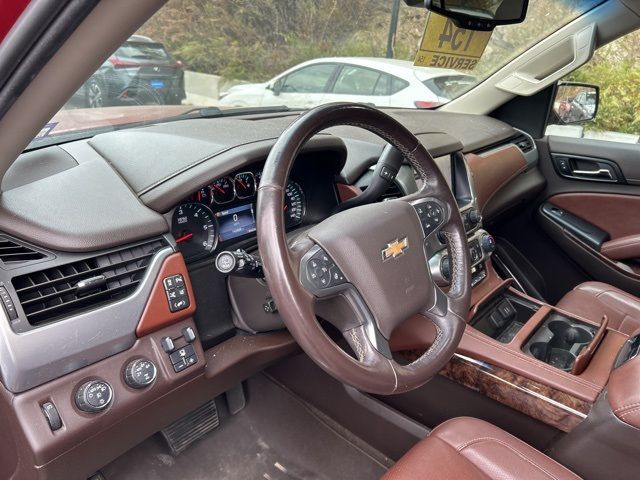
0 108 541 480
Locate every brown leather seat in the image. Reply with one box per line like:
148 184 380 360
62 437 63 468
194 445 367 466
556 281 640 336
383 417 581 480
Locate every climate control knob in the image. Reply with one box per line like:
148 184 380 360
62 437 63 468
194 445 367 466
75 380 113 413
480 234 496 254
124 358 157 389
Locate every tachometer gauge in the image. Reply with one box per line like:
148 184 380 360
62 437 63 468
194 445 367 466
234 172 256 199
284 181 305 227
172 203 218 261
210 177 235 204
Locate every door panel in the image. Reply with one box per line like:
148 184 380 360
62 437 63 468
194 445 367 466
548 136 640 184
535 136 640 296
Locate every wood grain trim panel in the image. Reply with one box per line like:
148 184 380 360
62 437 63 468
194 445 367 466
440 354 591 432
136 252 196 337
466 145 527 213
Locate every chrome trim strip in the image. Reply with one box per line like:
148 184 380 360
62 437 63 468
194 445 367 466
0 247 173 392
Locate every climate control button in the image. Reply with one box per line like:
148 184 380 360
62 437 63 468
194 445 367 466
75 380 113 413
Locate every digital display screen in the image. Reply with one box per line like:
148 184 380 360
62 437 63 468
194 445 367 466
215 203 256 242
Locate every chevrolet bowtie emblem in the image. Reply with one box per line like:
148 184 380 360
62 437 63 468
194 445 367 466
382 237 409 261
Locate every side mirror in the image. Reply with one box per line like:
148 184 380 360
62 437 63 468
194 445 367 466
269 78 283 96
552 82 599 125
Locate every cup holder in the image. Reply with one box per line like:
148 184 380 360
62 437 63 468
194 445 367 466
548 321 594 346
523 314 597 372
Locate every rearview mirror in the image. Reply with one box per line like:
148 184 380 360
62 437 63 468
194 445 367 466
552 82 599 125
405 0 529 31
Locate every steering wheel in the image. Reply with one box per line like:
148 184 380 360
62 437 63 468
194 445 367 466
257 103 471 395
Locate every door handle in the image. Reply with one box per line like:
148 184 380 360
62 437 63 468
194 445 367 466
571 168 613 179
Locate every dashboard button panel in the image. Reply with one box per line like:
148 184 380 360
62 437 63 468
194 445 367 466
163 274 190 313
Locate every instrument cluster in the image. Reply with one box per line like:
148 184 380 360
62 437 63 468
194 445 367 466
171 170 305 262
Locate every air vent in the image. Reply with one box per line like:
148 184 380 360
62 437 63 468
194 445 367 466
0 236 46 264
12 238 167 326
513 135 534 153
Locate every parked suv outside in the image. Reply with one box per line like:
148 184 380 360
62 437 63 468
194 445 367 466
68 35 186 108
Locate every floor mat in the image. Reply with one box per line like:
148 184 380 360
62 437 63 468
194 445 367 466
101 374 389 480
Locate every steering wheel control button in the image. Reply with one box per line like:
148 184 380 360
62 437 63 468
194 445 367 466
163 274 190 313
305 249 346 291
41 401 63 431
161 336 175 353
124 358 157 389
379 165 397 182
413 201 445 236
76 380 113 413
0 285 18 320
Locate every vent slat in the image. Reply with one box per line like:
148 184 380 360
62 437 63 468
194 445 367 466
18 265 149 307
12 239 166 326
0 237 46 264
24 281 142 323
14 252 155 295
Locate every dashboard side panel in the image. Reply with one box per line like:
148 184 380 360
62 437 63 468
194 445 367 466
466 145 528 213
0 246 173 392
136 252 197 337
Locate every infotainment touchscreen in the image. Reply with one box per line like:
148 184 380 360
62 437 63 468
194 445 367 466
215 203 256 242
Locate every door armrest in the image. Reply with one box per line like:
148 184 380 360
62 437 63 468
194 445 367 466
601 234 640 261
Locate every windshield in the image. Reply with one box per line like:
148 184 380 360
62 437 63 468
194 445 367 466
29 0 602 148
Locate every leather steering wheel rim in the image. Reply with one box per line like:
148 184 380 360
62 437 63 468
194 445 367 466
257 103 471 395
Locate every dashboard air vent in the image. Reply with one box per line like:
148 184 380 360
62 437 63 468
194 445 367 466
0 237 46 264
513 135 534 153
12 238 167 326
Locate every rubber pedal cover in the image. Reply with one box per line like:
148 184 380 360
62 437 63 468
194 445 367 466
160 399 219 455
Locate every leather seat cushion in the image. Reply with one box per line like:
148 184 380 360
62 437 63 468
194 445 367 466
383 417 581 480
556 281 640 336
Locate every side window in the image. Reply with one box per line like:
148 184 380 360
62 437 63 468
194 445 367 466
332 66 382 95
390 76 409 95
546 30 640 144
281 64 336 94
373 74 391 96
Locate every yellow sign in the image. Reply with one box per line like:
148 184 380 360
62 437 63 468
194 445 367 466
414 13 492 71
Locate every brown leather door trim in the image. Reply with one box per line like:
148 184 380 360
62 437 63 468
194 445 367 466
549 193 640 239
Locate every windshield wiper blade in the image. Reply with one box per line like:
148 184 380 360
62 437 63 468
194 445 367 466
176 105 292 119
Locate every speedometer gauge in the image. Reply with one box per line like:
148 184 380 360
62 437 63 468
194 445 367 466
284 181 305 227
172 203 218 261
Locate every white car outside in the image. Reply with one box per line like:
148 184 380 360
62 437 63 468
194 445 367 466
218 57 475 110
